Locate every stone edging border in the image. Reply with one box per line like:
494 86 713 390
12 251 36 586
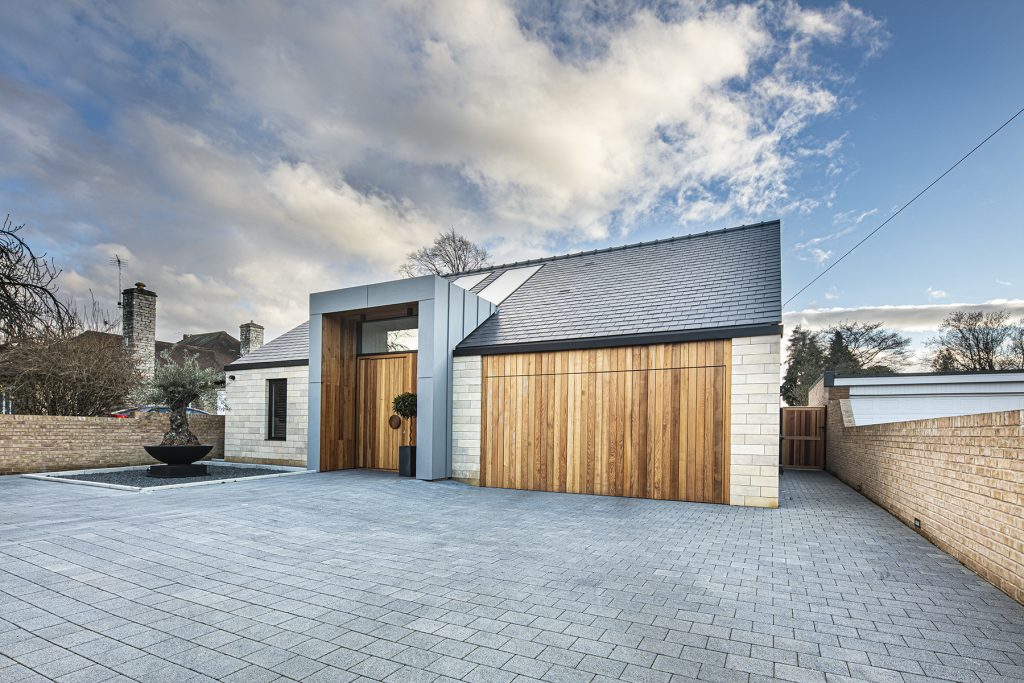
20 460 311 493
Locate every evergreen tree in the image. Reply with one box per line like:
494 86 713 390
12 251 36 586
824 330 861 374
781 326 824 406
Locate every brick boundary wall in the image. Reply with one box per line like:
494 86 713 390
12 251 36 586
825 387 1023 605
0 414 225 475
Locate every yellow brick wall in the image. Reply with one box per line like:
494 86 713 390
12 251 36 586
826 396 1023 605
0 414 225 475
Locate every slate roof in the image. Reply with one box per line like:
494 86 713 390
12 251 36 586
225 320 309 370
451 220 781 351
78 330 241 373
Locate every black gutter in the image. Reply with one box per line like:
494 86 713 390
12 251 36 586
453 323 783 357
224 358 309 371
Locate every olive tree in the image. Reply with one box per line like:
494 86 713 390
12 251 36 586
138 351 219 445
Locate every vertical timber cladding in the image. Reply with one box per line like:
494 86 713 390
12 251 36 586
481 340 731 504
356 353 417 471
319 313 357 471
320 303 418 471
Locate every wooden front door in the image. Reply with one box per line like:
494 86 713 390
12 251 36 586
480 341 730 504
780 407 826 469
356 353 417 470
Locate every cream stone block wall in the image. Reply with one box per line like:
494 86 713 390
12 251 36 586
451 355 483 484
224 366 309 467
730 335 782 508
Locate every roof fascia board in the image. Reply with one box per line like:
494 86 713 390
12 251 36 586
224 359 310 372
453 323 782 356
834 371 1024 387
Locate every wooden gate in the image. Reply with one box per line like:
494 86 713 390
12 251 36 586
356 352 416 470
780 406 825 469
480 341 730 504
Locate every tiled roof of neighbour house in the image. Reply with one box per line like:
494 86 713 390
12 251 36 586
76 330 241 373
224 321 309 370
449 220 782 352
159 331 240 372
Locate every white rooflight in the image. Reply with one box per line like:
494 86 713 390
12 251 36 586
478 265 542 304
452 273 489 291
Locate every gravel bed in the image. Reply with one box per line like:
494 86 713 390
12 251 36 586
58 465 295 488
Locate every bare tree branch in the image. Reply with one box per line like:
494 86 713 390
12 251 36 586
0 215 74 341
926 310 1024 371
398 227 491 277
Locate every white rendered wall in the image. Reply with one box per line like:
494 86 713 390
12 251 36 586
841 374 1024 426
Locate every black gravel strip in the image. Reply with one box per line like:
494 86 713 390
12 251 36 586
56 465 296 488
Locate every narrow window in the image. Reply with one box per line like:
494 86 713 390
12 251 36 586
267 379 287 440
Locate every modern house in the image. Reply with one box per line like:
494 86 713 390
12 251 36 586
225 220 783 507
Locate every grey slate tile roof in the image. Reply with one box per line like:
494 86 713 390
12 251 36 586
451 220 781 350
225 320 309 369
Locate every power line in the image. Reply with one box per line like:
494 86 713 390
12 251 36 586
784 104 1024 308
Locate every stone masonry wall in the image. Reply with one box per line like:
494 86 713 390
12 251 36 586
121 284 157 380
0 413 224 475
224 366 308 467
826 392 1024 605
451 355 482 484
730 335 782 508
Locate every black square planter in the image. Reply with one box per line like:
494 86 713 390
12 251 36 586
399 446 416 477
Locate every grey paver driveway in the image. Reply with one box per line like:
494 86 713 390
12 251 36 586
1 470 1022 683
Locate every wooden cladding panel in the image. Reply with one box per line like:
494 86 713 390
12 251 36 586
780 406 825 469
320 314 358 471
480 341 730 504
319 304 420 472
356 353 417 471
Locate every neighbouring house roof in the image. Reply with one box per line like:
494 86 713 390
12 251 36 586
79 330 240 373
224 321 309 371
449 220 781 353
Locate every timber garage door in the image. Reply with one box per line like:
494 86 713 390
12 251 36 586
480 341 730 504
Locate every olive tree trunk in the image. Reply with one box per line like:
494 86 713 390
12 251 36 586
161 402 200 445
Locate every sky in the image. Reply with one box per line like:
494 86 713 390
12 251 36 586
1 1 1022 367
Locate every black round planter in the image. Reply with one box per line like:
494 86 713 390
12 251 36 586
144 444 213 478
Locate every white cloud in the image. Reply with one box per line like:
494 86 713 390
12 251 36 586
808 248 833 265
824 286 843 300
785 299 1024 333
926 286 948 300
997 279 1013 286
0 1 886 339
832 207 878 226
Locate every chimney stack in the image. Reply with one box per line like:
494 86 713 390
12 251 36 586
239 321 264 356
122 282 157 380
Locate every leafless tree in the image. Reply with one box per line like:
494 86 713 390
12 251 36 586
0 215 74 342
0 292 138 416
399 227 491 277
824 321 913 372
927 310 1024 371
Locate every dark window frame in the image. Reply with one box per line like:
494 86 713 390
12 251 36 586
267 378 287 441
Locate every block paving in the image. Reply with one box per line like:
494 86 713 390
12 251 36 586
1 470 1022 682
